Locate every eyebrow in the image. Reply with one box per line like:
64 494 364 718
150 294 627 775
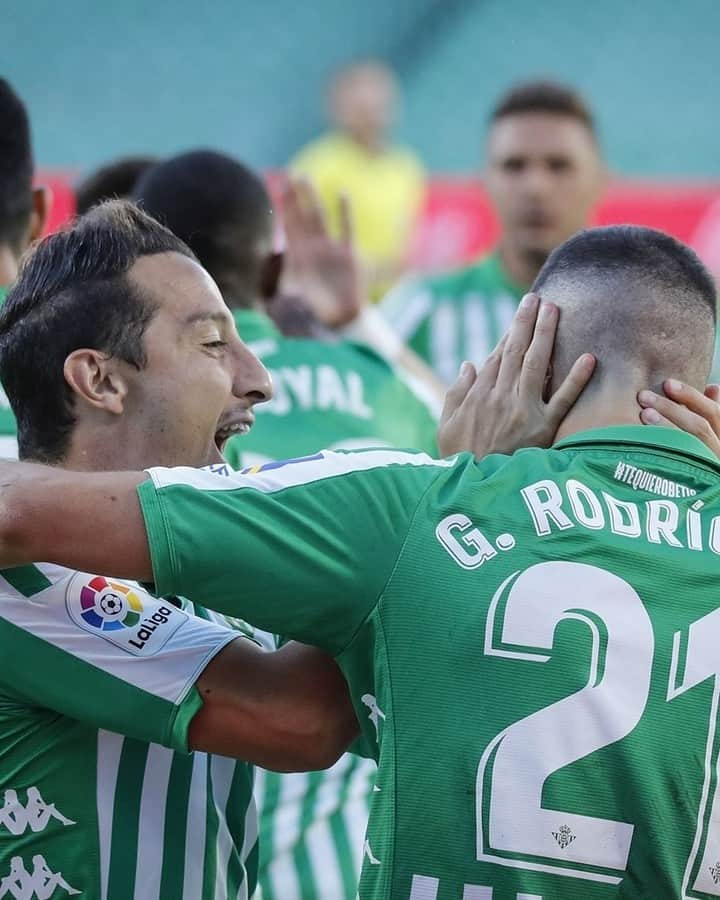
183 311 231 327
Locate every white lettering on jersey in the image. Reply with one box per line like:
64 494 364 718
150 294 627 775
613 461 696 497
360 694 385 738
519 478 720 555
0 788 75 836
0 855 80 898
65 573 186 656
258 365 373 420
435 515 497 569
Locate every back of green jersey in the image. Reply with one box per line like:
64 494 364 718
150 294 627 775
362 425 720 898
226 309 438 469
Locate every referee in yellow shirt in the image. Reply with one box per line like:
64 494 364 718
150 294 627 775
291 60 425 299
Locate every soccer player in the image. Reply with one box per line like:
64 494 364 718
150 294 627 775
382 80 604 384
133 150 439 468
3 225 716 899
0 78 51 456
291 60 425 299
0 201 361 898
132 149 438 898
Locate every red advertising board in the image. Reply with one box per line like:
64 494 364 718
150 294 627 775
38 170 720 278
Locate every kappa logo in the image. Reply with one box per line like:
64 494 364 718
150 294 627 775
0 788 74 836
0 855 80 898
360 694 385 739
65 573 186 656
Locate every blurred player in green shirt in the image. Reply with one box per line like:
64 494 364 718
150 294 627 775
134 150 437 900
0 79 51 456
382 80 604 383
7 225 720 899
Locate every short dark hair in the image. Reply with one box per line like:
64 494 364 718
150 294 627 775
0 79 34 252
533 225 717 321
0 200 195 463
532 225 717 393
490 79 597 139
132 150 273 306
75 155 158 215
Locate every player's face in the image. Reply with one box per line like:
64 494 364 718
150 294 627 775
122 252 272 468
333 71 396 143
486 113 603 262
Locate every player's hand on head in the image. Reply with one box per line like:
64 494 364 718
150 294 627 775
280 176 366 328
638 381 720 458
437 293 595 458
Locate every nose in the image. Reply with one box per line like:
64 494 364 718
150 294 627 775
233 342 273 406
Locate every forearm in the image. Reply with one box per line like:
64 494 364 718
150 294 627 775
190 639 359 771
0 461 151 577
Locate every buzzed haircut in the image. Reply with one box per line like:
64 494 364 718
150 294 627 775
132 150 274 305
75 155 158 215
0 200 194 464
0 78 34 252
490 79 597 140
532 225 718 393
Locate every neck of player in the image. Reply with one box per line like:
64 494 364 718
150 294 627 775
552 379 660 444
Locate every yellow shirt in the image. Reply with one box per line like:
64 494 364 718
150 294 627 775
291 133 425 297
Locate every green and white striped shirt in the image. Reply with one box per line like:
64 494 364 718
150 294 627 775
380 253 525 384
0 561 258 899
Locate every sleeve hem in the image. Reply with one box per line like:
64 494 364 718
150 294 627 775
137 478 179 597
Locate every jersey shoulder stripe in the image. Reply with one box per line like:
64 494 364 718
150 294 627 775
147 449 455 496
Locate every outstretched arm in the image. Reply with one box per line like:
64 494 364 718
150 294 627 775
0 463 152 577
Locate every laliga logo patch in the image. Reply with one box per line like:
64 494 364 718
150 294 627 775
65 574 186 656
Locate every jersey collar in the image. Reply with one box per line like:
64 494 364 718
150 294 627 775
232 307 281 343
554 424 720 470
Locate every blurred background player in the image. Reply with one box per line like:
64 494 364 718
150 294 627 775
0 78 50 457
133 148 436 900
291 60 425 300
74 154 157 214
381 80 605 383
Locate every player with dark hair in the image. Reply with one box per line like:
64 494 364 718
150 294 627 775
74 155 157 215
133 148 440 898
382 79 604 383
0 199 362 898
134 150 439 469
0 78 51 456
0 224 717 898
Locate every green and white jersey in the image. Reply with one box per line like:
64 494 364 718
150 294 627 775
0 561 258 899
141 427 720 899
0 288 17 458
380 253 525 384
224 309 438 470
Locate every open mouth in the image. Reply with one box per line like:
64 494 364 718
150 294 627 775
214 415 254 451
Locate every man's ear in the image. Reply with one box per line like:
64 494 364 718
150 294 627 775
259 251 283 301
63 349 128 415
29 185 52 243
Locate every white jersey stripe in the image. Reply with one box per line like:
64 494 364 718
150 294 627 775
263 772 308 900
182 753 208 900
306 762 352 899
211 755 236 900
381 288 433 340
342 758 376 880
240 787 258 863
134 744 174 900
97 731 124 900
148 448 454 496
430 303 459 386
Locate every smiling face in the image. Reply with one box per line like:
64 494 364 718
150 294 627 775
486 112 603 267
117 252 272 468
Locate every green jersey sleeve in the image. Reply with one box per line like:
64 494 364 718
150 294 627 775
0 564 237 751
138 450 453 655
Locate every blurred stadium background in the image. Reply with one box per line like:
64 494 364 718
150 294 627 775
4 0 720 270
